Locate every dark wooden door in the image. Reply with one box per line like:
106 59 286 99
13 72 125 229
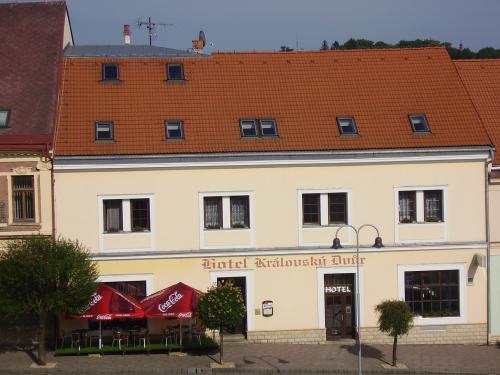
217 277 247 335
324 274 354 339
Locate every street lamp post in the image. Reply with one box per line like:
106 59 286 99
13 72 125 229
331 224 383 375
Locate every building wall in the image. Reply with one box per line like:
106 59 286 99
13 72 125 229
54 160 486 254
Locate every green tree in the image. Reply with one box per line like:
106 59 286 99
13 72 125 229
321 40 329 50
330 41 340 50
0 236 98 365
197 282 246 364
375 300 414 366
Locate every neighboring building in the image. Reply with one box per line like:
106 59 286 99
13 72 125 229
0 1 72 243
55 47 492 344
0 1 73 347
455 59 500 342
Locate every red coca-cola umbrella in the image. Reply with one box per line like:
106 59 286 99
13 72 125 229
140 282 202 345
73 284 145 348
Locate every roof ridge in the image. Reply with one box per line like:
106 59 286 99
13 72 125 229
213 46 448 55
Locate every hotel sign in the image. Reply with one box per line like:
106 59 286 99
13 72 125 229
201 254 366 270
325 285 352 293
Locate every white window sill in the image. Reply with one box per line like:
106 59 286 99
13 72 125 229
398 221 444 225
412 315 465 325
204 227 251 231
103 231 151 236
302 223 347 228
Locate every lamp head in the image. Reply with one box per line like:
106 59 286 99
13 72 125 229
373 236 384 248
331 237 342 249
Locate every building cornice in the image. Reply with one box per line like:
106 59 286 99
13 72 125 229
53 146 492 172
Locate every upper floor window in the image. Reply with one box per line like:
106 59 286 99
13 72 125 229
95 122 113 141
0 110 10 128
165 120 184 139
240 119 278 138
12 175 35 222
204 195 250 229
409 114 430 133
103 198 150 232
302 192 349 226
102 63 119 81
337 117 358 135
167 63 184 80
399 189 443 223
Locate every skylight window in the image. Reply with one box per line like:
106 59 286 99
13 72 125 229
337 117 358 135
259 119 278 136
240 119 279 138
102 63 119 81
165 120 184 139
0 110 10 128
409 114 431 133
167 63 184 80
95 121 113 140
240 120 258 137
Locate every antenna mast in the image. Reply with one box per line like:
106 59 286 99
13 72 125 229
137 17 173 46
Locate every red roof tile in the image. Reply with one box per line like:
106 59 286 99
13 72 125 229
0 1 67 148
56 47 491 156
455 59 500 164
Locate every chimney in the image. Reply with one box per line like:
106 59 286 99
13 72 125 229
192 39 204 50
124 24 131 45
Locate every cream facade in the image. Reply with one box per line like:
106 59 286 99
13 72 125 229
55 148 490 344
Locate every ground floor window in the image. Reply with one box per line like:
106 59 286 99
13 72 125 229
404 270 459 317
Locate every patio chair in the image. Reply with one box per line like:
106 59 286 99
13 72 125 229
58 329 73 348
71 332 81 351
162 328 177 346
133 329 150 348
111 329 128 350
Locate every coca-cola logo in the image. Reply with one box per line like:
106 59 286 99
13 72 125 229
178 312 192 319
96 314 112 320
87 293 103 309
158 291 183 313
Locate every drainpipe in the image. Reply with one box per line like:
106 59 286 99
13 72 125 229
485 151 493 345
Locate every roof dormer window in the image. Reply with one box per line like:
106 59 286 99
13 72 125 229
102 63 119 81
95 121 113 141
167 63 184 80
337 116 358 135
0 110 10 128
240 119 279 138
409 114 431 133
165 120 184 139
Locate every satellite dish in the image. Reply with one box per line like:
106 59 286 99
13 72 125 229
199 30 206 47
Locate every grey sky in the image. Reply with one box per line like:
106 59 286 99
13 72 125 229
48 0 500 51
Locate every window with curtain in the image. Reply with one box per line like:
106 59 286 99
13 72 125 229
230 196 249 228
104 199 122 232
12 175 35 222
204 197 222 229
424 190 443 222
399 191 416 223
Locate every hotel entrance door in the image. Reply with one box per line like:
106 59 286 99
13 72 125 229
324 273 355 339
217 276 247 336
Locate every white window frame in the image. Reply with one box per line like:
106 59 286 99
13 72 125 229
394 186 448 244
199 191 255 250
298 189 352 247
398 263 466 325
97 194 155 253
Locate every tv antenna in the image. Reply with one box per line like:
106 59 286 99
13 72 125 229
137 17 173 46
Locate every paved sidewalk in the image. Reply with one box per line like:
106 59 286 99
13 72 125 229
1 342 500 374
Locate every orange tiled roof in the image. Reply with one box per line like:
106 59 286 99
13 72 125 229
455 59 500 164
55 47 491 156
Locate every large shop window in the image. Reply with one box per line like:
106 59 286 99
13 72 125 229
103 198 150 233
302 192 348 226
12 175 35 222
399 189 443 223
404 270 459 317
203 195 250 229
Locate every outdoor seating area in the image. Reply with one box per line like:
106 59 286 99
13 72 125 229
57 281 214 355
